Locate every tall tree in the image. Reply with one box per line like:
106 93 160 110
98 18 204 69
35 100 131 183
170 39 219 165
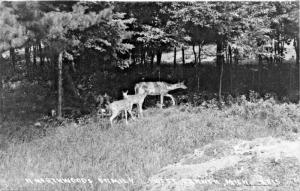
39 2 134 118
0 3 27 123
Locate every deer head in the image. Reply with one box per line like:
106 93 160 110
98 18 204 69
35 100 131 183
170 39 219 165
173 82 187 90
122 90 129 98
167 82 187 91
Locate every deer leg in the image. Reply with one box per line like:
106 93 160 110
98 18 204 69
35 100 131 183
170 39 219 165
136 103 142 118
135 104 140 118
124 110 128 124
160 94 164 108
139 103 143 117
165 94 176 106
128 108 135 120
110 111 117 126
109 117 113 126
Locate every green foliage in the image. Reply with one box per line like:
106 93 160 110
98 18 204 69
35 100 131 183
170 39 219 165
41 4 117 53
1 2 298 62
0 2 135 64
0 3 27 52
234 2 299 57
169 2 299 59
137 25 176 49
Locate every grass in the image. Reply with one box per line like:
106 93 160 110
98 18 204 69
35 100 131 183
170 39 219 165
1 97 300 191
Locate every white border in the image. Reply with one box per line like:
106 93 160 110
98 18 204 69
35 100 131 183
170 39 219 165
107 0 298 1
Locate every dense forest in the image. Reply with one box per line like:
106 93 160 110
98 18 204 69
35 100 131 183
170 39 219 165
1 2 300 191
0 1 299 120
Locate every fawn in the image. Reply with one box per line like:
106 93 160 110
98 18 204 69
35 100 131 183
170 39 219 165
134 81 187 108
122 91 147 117
107 97 135 125
95 93 111 118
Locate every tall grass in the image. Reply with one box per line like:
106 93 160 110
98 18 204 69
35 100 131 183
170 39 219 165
1 99 299 191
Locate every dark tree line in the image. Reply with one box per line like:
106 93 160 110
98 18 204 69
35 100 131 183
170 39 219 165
0 1 299 121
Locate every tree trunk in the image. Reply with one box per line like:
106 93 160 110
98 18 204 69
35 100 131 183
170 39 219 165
39 42 44 68
228 45 233 94
10 48 16 71
258 54 263 92
25 45 30 78
224 47 228 92
156 50 162 66
58 51 63 119
49 56 57 90
65 64 79 97
294 37 299 68
289 62 292 93
173 47 177 68
195 61 200 92
234 48 239 66
33 45 37 68
131 51 136 66
216 40 223 75
233 48 239 94
297 36 300 103
280 41 284 64
218 55 224 102
0 55 4 123
192 44 197 65
198 44 202 65
141 48 146 65
150 52 154 68
182 47 185 65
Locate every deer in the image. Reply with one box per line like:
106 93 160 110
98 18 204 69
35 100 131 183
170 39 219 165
122 90 147 117
107 97 135 125
95 93 112 119
134 81 187 108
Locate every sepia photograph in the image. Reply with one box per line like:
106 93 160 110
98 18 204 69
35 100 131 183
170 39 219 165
0 1 299 190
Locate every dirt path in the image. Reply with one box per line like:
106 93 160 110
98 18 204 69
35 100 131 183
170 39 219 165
143 135 300 191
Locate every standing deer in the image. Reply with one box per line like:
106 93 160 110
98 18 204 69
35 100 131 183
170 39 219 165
122 91 147 117
134 81 187 108
107 97 135 125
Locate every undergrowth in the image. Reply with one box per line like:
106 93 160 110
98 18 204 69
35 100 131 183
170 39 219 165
0 96 300 191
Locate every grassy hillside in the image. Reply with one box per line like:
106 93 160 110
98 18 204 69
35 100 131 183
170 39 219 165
1 97 299 191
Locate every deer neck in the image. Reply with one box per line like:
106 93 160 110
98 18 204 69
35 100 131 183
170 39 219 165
167 83 179 91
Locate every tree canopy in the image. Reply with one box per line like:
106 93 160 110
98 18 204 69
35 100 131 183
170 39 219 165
0 1 299 106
